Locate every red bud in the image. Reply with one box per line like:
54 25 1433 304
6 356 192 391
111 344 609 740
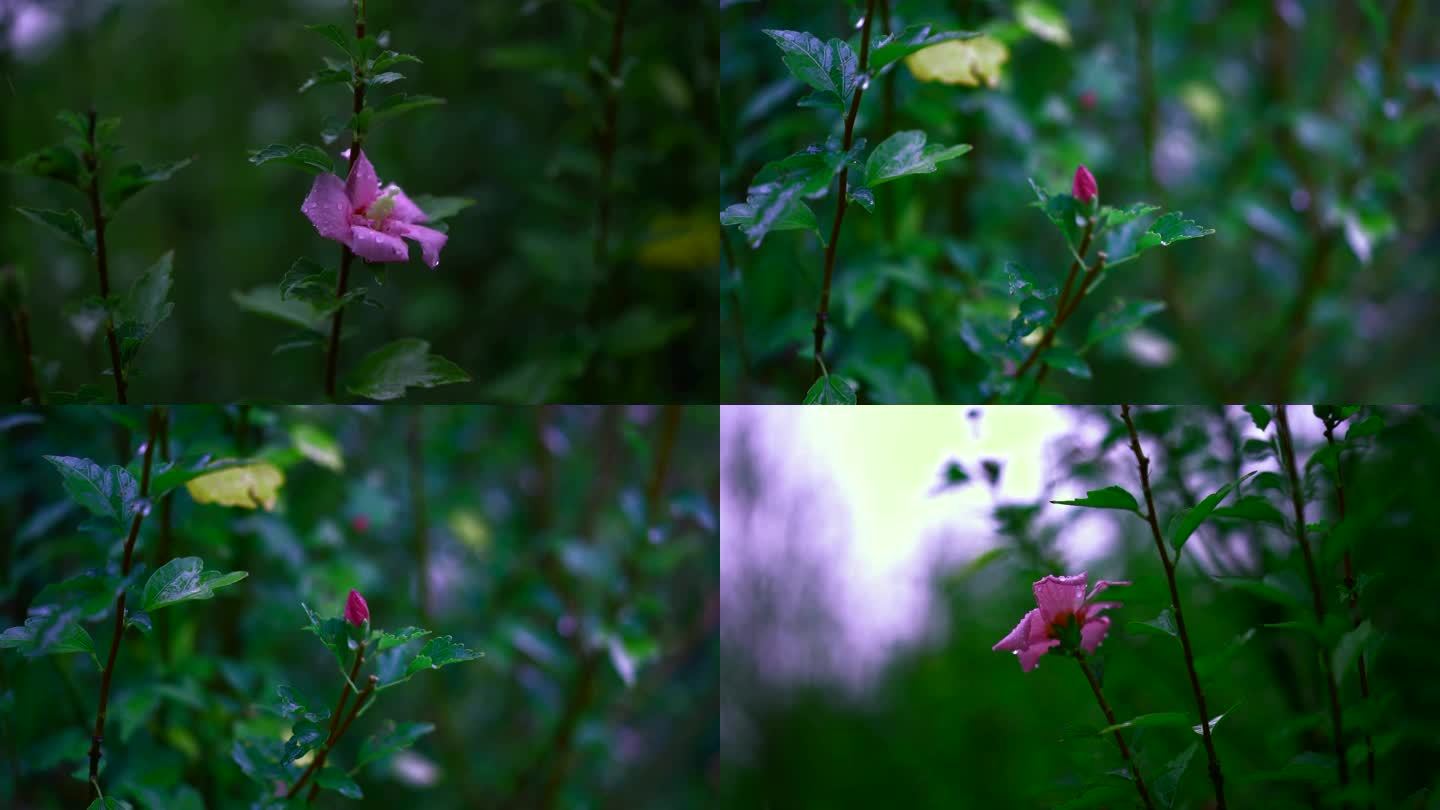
1072 165 1098 203
344 589 369 627
350 514 371 534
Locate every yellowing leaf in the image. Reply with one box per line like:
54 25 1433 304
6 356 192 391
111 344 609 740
185 463 285 510
905 36 1009 88
290 424 344 472
637 211 721 270
1016 1 1072 47
448 508 491 554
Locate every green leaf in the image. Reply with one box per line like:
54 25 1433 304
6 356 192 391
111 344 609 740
1042 347 1091 379
367 94 446 125
1129 607 1176 637
184 463 285 510
1027 179 1085 251
1192 707 1232 735
371 51 422 72
43 455 138 523
409 194 475 223
1210 494 1287 525
302 603 352 665
355 720 435 769
299 68 352 93
279 258 368 317
1165 471 1256 556
1332 621 1373 685
1098 202 1160 230
722 142 862 247
1135 212 1215 257
290 423 344 472
1051 485 1139 513
401 635 483 679
317 767 364 799
1097 712 1192 735
803 373 857 405
15 207 95 253
304 23 353 56
763 30 861 109
1243 404 1272 431
275 684 331 723
864 131 971 186
125 611 152 634
282 719 326 763
346 338 471 401
1016 1 1072 46
115 252 175 367
142 557 248 611
375 627 430 651
1154 743 1198 808
104 158 192 212
368 71 405 87
87 798 134 810
0 617 97 664
6 143 83 186
847 186 875 212
869 26 979 71
1082 299 1166 351
248 143 334 175
1001 261 1058 300
148 457 253 500
1347 413 1385 440
233 285 330 333
1195 628 1256 679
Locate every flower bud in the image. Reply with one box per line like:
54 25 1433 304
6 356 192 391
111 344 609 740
1072 164 1097 204
350 514 371 534
344 589 369 627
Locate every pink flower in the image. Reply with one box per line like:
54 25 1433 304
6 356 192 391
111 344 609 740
993 572 1129 671
344 589 370 627
301 149 448 268
1072 164 1098 204
350 514 371 534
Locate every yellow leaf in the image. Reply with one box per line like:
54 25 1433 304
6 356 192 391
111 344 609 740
185 463 285 510
905 36 1010 88
448 508 491 554
1017 1 1072 47
637 211 720 270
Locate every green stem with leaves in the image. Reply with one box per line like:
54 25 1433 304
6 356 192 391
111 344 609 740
288 642 371 798
87 407 160 789
811 0 877 382
1274 405 1350 801
323 0 368 400
1120 405 1228 809
83 110 127 404
1076 654 1154 809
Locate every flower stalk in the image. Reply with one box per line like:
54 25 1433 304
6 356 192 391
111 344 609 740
87 407 161 789
83 110 128 404
811 0 877 382
1076 654 1155 809
1120 405 1228 809
1274 405 1351 800
323 0 368 400
287 642 373 799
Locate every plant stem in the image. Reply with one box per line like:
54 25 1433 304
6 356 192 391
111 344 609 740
9 303 42 404
323 3 368 400
305 674 378 803
84 110 127 404
811 0 877 381
1274 405 1350 799
408 409 431 625
1320 411 1374 807
594 0 631 269
288 643 369 798
87 407 160 786
1120 405 1228 809
1076 655 1155 810
1012 242 1105 396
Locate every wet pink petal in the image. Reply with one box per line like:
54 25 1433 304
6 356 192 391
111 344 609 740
344 589 369 626
350 224 409 263
1086 579 1131 601
993 608 1039 653
301 173 351 242
1073 164 1098 203
1080 616 1112 653
1033 573 1087 623
1020 639 1061 671
396 222 448 268
385 183 428 223
346 149 381 209
1082 601 1123 619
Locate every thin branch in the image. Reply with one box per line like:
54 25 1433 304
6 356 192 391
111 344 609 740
1120 405 1228 809
1076 655 1154 810
1274 405 1350 799
288 643 369 798
323 2 369 400
84 110 127 404
87 407 160 785
305 675 379 803
811 0 877 381
1320 410 1374 807
594 0 632 269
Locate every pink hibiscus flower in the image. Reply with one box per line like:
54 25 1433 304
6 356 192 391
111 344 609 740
1072 164 1098 204
301 149 447 268
993 572 1130 671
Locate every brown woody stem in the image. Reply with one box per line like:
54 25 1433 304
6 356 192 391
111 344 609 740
1076 655 1154 810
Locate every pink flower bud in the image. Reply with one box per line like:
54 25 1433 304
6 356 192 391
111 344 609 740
350 514 371 534
1079 90 1097 111
344 589 369 627
1072 165 1098 203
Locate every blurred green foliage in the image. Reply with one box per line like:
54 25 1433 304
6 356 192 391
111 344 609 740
722 0 1440 403
0 405 718 808
721 405 1440 808
0 0 718 402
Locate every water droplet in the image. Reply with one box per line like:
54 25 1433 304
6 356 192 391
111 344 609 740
854 15 866 29
136 442 150 455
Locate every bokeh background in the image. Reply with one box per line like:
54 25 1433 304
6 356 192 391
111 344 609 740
0 405 718 808
0 0 719 402
721 405 1440 808
721 0 1440 403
